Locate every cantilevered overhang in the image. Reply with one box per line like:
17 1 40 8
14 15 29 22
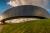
0 5 49 24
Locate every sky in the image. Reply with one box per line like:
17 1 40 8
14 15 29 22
0 0 10 14
0 0 50 15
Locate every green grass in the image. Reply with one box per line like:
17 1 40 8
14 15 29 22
1 19 50 33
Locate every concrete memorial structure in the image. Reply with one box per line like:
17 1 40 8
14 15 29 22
0 0 50 24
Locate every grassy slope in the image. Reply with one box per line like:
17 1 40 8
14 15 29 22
1 19 50 33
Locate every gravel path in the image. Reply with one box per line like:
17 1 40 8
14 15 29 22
0 25 5 32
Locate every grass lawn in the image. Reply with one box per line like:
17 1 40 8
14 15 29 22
0 19 50 33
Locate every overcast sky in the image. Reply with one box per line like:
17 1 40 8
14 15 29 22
0 0 50 14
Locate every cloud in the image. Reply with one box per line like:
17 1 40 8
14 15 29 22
7 0 18 7
7 0 49 9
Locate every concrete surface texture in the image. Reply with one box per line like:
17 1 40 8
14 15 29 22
2 5 49 19
1 0 49 19
0 0 49 23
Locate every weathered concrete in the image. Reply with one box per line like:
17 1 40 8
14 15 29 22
2 5 49 19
